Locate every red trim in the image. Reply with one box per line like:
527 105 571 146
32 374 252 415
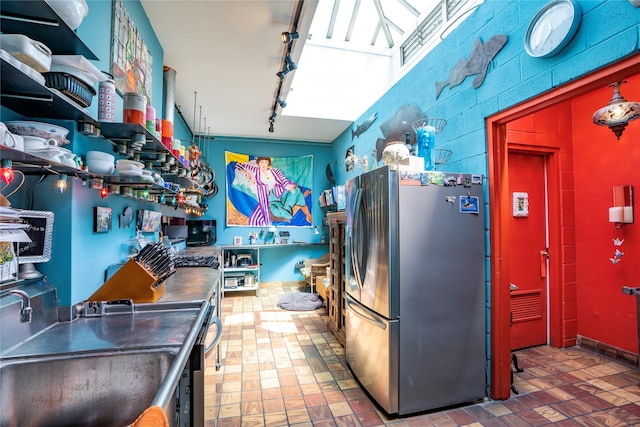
487 53 640 400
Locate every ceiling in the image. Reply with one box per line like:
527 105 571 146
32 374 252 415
140 0 480 145
140 0 351 144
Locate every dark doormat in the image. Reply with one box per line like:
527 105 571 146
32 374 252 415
277 292 324 311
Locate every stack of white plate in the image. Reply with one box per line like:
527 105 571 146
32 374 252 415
140 169 154 182
116 159 144 176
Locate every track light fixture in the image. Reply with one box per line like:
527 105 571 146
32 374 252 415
281 31 299 43
268 0 303 133
285 54 297 71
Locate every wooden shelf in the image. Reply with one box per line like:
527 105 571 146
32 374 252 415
326 211 346 346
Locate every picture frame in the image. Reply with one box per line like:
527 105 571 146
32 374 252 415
513 192 529 217
137 209 162 232
94 207 113 233
233 236 243 246
14 209 55 263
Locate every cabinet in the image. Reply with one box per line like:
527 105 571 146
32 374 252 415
221 246 260 297
326 211 346 346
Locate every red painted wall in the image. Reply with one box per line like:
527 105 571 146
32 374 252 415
505 76 640 354
572 77 640 354
506 102 578 348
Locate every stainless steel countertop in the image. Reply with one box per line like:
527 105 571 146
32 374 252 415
161 246 221 302
2 247 222 359
1 304 202 358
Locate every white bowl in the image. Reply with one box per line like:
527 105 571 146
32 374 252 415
116 159 144 169
44 0 88 30
87 158 114 175
86 150 115 162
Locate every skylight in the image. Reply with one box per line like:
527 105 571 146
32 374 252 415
284 0 484 122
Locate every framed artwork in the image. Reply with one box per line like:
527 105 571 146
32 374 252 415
233 236 243 246
513 192 529 217
110 0 153 99
15 210 54 263
94 207 112 233
137 209 162 232
225 151 313 227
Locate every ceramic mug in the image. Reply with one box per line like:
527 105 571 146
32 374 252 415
23 136 54 151
0 126 24 151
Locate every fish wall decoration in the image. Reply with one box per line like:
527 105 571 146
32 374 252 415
352 112 378 140
435 34 508 99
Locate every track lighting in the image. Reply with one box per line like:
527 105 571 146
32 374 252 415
268 4 302 133
285 54 297 71
0 159 14 185
281 31 299 43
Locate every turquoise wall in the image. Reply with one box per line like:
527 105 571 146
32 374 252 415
330 1 640 185
4 0 639 303
194 136 332 282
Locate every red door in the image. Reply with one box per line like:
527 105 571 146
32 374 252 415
508 152 548 350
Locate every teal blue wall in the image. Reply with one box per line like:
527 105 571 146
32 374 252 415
4 0 639 303
194 136 332 282
330 1 640 185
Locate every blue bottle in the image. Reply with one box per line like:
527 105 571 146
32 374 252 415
415 125 436 170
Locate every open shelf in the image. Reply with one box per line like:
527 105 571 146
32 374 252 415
0 0 98 59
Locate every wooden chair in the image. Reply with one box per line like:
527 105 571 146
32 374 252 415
299 253 330 294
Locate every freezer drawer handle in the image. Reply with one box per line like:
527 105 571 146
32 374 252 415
347 299 387 330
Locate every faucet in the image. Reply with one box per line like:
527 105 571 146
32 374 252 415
8 289 32 323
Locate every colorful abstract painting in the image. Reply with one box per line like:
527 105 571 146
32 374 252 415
226 152 313 227
111 0 152 100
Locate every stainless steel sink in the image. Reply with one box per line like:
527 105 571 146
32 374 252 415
0 349 178 427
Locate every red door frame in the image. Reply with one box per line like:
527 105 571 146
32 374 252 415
507 148 557 350
487 53 640 400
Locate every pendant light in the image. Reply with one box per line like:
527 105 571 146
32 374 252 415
592 81 640 140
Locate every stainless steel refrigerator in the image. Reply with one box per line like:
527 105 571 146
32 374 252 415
345 166 486 416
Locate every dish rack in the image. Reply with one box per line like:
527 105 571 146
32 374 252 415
43 72 96 108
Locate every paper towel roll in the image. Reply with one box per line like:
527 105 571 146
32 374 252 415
623 206 634 223
609 207 623 223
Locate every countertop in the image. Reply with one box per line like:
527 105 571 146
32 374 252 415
1 246 223 359
160 245 222 302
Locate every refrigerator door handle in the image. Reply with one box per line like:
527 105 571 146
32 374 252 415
350 187 364 289
347 298 387 330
